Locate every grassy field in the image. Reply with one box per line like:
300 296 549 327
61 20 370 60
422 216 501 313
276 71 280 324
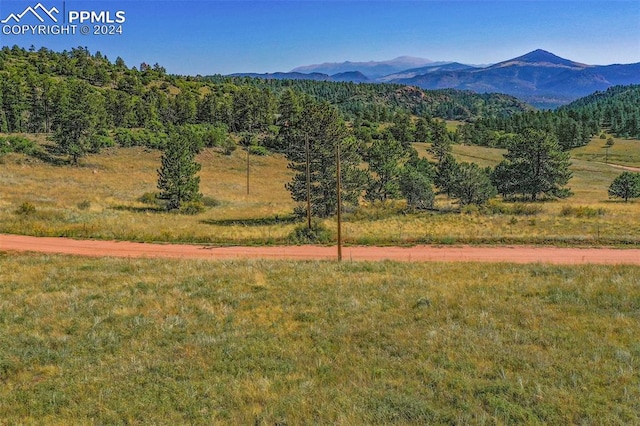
572 133 640 167
0 253 638 424
1 134 639 246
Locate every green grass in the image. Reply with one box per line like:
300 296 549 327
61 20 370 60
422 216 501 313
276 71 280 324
0 253 638 424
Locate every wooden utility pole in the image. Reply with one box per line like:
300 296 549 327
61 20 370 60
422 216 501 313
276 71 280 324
246 145 250 195
336 140 342 261
305 133 312 230
246 126 253 196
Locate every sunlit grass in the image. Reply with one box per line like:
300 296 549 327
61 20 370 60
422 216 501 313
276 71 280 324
0 253 638 423
1 134 639 246
572 134 640 167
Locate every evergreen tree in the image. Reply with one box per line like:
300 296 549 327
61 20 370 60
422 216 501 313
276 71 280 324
157 132 202 210
399 161 434 210
389 112 414 148
414 117 431 142
285 100 367 217
52 79 106 165
494 129 572 201
608 171 640 202
272 88 302 152
434 154 460 197
428 120 460 196
365 135 406 202
450 162 497 206
492 160 521 199
0 71 27 132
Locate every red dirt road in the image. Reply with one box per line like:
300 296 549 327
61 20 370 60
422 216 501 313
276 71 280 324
2 234 640 264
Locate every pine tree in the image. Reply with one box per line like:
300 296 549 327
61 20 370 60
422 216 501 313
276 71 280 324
450 162 496 206
52 79 106 165
608 171 640 202
365 134 406 202
494 129 572 201
399 154 435 210
285 99 367 217
157 132 202 211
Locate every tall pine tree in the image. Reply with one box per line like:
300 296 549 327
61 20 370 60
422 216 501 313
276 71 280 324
157 132 202 211
285 99 367 217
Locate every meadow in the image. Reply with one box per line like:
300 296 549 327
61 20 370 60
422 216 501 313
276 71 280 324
0 253 638 424
1 134 639 246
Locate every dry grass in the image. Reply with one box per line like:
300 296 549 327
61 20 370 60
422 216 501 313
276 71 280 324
0 253 638 424
1 134 639 246
572 134 640 167
0 141 297 244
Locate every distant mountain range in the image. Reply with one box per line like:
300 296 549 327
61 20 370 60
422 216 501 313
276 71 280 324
229 50 640 108
291 56 437 79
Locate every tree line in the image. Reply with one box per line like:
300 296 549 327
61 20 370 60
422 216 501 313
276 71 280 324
3 45 638 216
0 45 533 137
458 85 640 149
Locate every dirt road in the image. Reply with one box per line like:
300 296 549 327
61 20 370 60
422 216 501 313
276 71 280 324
2 234 640 264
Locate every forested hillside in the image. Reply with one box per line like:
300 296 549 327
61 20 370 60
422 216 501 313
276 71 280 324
202 75 533 121
0 45 532 140
559 85 640 139
457 85 640 149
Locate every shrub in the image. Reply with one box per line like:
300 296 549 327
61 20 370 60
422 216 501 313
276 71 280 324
113 128 168 150
288 220 332 244
348 200 406 222
201 196 220 207
559 205 606 218
222 139 237 155
15 202 36 215
461 204 480 215
0 136 38 155
138 192 161 205
178 201 205 215
484 200 543 216
90 135 114 153
77 200 91 210
248 145 269 156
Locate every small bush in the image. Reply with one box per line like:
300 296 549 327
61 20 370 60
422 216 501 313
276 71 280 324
248 145 269 156
201 196 220 207
113 128 168 150
15 202 36 216
138 192 160 205
222 140 236 155
288 220 332 244
0 355 17 381
461 204 480 215
510 203 543 216
77 200 91 210
178 201 205 215
560 205 606 218
90 135 115 153
0 136 38 156
483 200 543 216
348 200 406 222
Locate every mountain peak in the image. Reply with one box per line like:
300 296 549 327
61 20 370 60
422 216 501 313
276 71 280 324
492 49 589 69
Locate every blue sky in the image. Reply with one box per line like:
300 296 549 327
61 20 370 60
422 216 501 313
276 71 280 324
1 1 639 75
